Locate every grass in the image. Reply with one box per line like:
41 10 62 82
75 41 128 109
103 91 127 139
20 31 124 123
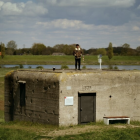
0 55 140 65
130 120 140 125
0 121 58 133
0 55 75 65
0 121 140 140
0 121 58 140
0 127 37 140
55 127 140 140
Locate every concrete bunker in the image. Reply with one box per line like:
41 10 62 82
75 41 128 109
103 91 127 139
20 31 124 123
4 69 140 126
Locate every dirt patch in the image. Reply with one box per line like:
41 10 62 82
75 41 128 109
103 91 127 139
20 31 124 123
129 125 140 128
112 125 140 129
114 125 127 128
47 125 100 137
46 124 140 137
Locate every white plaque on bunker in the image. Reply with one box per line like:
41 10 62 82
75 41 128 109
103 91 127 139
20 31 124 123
65 96 73 106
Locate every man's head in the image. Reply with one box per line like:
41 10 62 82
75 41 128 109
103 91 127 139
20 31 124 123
76 44 79 48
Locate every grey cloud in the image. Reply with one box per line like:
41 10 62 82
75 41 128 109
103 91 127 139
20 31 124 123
42 0 135 8
0 1 48 16
0 0 140 49
39 5 135 26
36 0 138 26
137 5 140 9
22 1 48 16
36 19 94 30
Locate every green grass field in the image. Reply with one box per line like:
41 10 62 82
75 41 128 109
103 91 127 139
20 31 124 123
0 55 140 65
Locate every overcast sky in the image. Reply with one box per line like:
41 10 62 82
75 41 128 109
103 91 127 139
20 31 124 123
0 0 140 49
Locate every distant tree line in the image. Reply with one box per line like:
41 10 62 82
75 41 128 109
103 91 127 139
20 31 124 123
83 43 140 56
1 40 140 57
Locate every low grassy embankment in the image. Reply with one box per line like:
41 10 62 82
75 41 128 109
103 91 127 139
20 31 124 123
0 55 140 65
0 121 140 140
0 68 140 139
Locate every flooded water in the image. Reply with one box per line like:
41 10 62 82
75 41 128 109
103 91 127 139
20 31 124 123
1 64 140 70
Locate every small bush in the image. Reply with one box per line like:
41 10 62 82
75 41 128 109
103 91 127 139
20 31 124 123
28 66 32 69
36 66 44 69
82 65 86 69
15 66 20 68
108 64 113 69
61 65 69 69
114 65 118 70
19 64 24 68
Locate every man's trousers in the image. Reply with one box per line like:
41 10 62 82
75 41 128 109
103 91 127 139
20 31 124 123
75 58 81 70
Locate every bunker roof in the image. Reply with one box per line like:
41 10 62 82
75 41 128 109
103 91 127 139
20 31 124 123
13 69 139 73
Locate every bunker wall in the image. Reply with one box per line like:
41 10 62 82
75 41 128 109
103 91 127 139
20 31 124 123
4 71 60 125
59 71 140 126
5 70 140 126
4 71 15 121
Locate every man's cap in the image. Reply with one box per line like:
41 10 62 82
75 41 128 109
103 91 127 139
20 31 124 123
76 44 79 46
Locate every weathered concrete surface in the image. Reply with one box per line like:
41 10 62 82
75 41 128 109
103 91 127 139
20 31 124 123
4 69 140 126
58 70 140 126
5 70 60 125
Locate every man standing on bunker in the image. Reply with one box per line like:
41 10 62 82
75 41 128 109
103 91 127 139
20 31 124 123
73 44 82 70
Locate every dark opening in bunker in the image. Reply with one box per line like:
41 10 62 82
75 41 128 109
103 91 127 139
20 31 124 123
18 81 26 107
